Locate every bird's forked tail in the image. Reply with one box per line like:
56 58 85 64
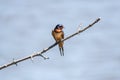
58 41 64 56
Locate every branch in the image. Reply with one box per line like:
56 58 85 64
0 18 101 70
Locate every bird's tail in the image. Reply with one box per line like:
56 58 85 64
58 41 64 56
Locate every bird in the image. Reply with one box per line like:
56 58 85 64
52 24 64 56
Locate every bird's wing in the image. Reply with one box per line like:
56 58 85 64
52 30 55 38
61 31 64 39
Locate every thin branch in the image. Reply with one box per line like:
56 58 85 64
0 18 101 70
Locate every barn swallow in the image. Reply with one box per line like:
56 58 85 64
52 24 64 56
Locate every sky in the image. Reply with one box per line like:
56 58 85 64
0 0 120 80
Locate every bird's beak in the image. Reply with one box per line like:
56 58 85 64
62 26 64 29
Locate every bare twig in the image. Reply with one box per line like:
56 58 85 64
0 18 101 70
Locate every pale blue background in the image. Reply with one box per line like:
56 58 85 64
0 0 120 80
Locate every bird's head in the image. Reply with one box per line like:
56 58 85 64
54 24 64 32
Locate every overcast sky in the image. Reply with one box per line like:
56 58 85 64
0 0 120 80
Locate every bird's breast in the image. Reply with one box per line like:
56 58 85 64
53 31 63 41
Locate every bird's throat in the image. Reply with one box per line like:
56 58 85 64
55 29 62 33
